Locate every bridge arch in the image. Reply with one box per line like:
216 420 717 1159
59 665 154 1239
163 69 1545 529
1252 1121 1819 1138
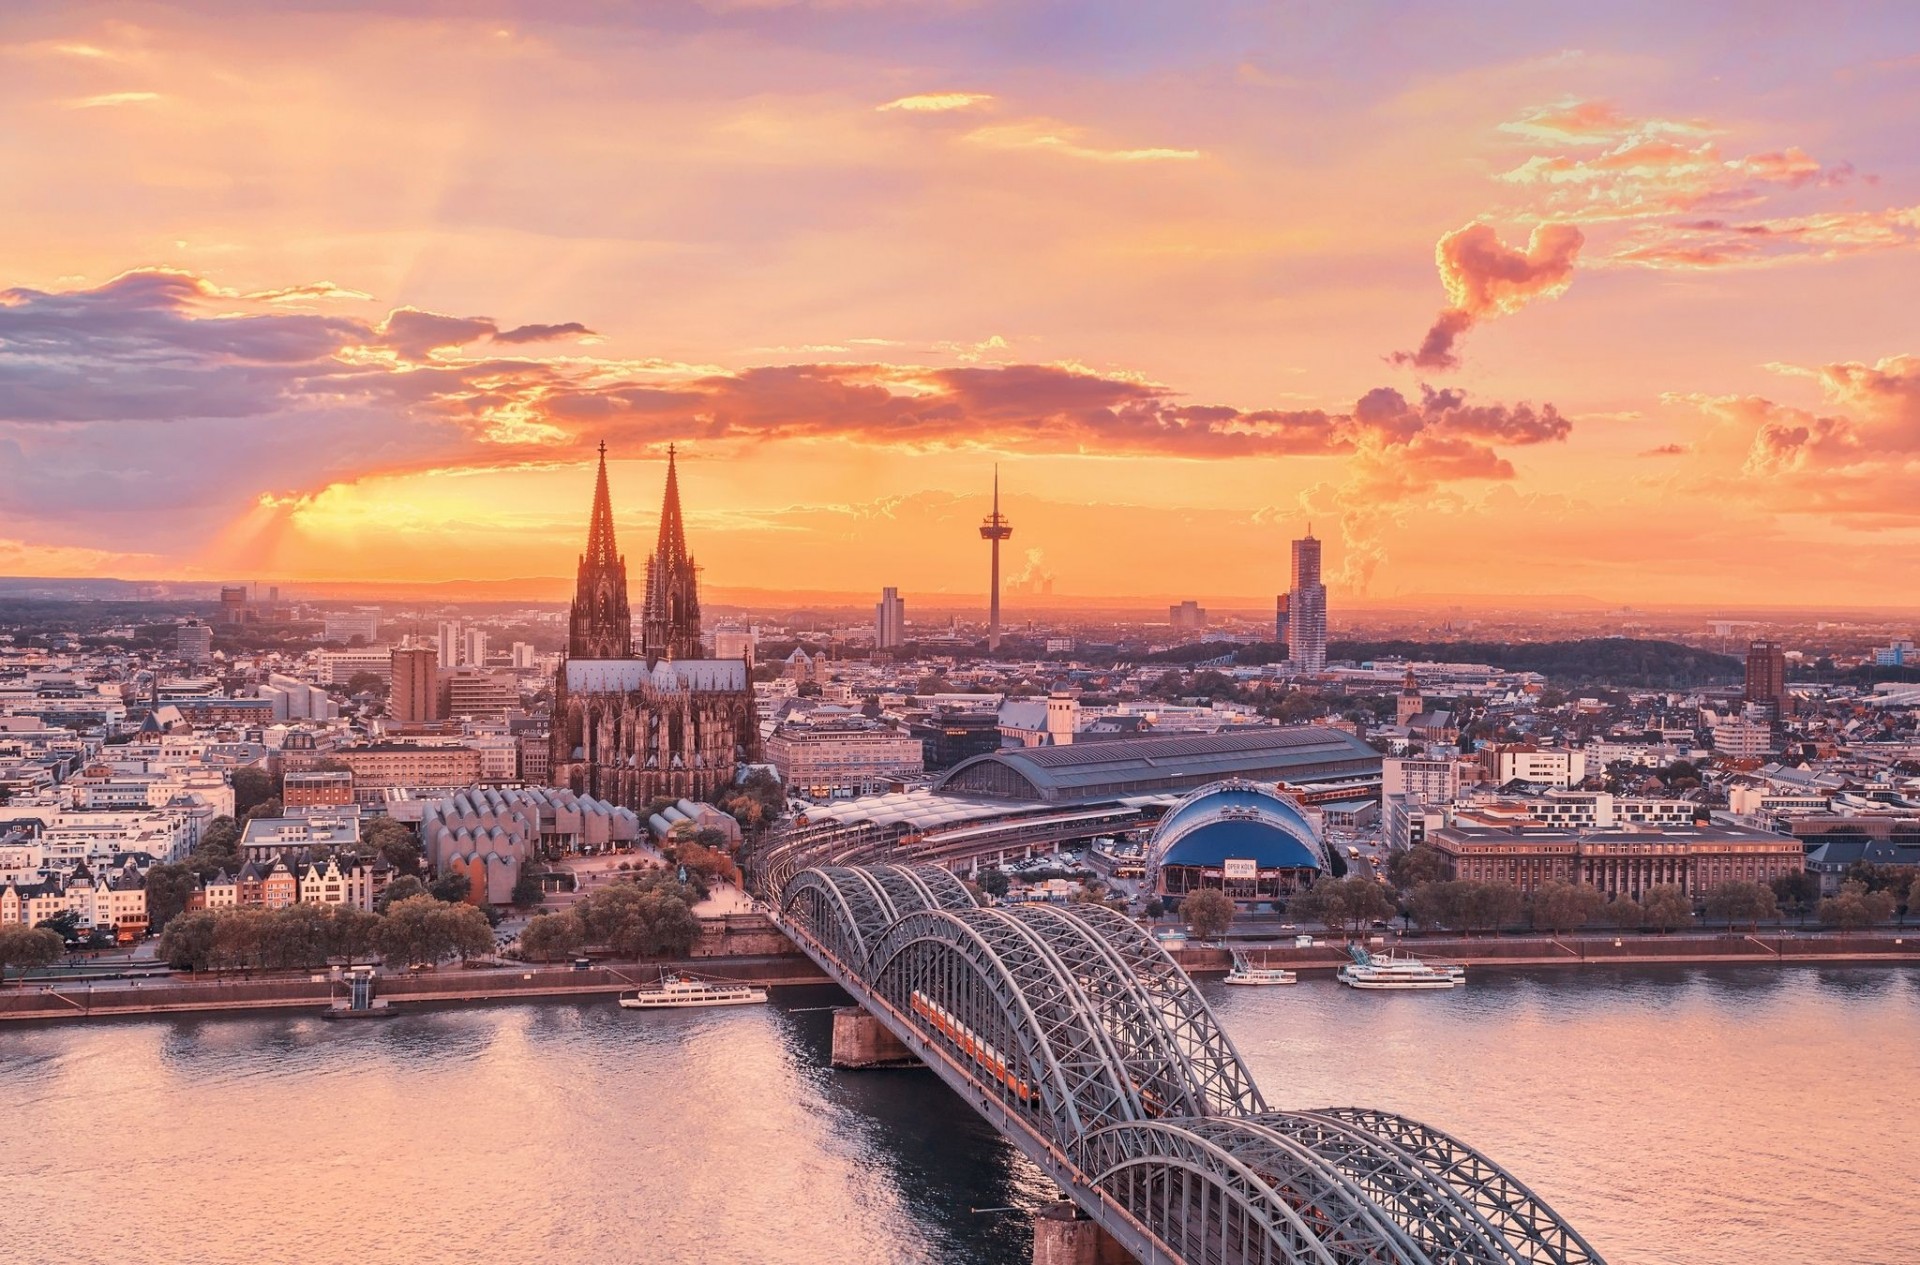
1081 1118 1412 1265
770 863 1608 1265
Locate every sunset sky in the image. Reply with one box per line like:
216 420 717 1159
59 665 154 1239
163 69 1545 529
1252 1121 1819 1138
4 1 1919 607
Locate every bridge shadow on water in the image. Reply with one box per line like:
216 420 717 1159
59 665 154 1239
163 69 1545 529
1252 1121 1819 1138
770 983 1048 1265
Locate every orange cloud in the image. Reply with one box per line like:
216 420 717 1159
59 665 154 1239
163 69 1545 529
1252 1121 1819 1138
1491 98 1905 271
1393 222 1584 370
0 267 1572 583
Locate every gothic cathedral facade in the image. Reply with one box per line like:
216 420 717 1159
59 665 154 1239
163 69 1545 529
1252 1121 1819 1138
550 446 758 809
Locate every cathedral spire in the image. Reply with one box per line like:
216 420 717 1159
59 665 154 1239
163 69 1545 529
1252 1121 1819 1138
585 439 619 568
568 442 633 659
655 443 688 568
641 444 704 660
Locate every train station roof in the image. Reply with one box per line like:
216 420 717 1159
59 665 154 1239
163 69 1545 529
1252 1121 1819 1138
932 727 1381 804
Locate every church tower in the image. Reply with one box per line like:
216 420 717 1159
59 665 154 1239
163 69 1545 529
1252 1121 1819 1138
640 445 704 660
567 442 633 659
1396 666 1424 727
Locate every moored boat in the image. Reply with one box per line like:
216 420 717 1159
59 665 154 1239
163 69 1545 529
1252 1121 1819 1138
1224 948 1297 986
1336 945 1464 991
619 971 769 1009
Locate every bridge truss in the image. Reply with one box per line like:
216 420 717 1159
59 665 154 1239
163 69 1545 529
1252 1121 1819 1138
773 862 1606 1265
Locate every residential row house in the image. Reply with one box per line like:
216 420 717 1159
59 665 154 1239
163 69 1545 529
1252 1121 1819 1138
0 864 150 941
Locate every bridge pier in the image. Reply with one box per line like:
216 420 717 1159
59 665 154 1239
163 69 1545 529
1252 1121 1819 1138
1031 1202 1132 1265
830 1006 920 1068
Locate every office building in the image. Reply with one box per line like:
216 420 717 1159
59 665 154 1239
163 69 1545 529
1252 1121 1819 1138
1288 530 1327 673
316 647 394 687
876 587 906 650
322 607 381 645
283 770 355 810
218 586 249 625
442 669 518 721
1744 640 1787 715
1428 821 1802 899
763 717 925 798
1169 601 1207 635
176 619 212 669
390 647 442 723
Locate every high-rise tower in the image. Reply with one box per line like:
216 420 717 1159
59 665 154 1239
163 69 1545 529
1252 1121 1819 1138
1288 528 1328 674
641 445 704 660
876 586 906 650
979 467 1013 652
1744 640 1787 716
567 442 633 659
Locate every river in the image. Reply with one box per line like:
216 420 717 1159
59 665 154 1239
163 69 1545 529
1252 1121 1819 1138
3 964 1914 1265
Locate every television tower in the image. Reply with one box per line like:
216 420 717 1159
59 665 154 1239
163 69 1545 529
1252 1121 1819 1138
979 465 1013 652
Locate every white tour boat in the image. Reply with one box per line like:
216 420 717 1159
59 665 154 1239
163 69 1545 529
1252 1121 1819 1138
619 971 769 1009
1336 945 1465 991
1224 948 1297 986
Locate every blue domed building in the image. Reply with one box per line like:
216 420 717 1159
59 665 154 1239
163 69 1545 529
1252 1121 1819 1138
1147 779 1339 902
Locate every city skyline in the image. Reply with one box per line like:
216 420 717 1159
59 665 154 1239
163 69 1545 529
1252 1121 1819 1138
5 3 1920 606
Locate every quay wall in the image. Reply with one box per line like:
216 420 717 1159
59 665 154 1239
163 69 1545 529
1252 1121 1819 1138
1171 932 1920 973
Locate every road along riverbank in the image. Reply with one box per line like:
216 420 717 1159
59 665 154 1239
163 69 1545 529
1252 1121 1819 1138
0 954 831 1024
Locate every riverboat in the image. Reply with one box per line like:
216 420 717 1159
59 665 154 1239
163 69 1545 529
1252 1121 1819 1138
1224 949 1297 986
619 972 768 1009
1336 946 1464 991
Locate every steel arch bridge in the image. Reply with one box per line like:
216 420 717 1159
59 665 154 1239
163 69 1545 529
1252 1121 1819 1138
773 862 1606 1265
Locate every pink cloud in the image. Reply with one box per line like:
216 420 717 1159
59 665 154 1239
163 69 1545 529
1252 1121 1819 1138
1392 222 1584 370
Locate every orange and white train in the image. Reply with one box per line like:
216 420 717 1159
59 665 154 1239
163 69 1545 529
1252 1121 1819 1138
911 990 1036 1103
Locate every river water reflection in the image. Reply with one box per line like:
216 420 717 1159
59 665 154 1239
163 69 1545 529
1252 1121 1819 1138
3 964 1914 1265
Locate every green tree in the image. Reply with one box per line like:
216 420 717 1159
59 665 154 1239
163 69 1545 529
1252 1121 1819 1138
1604 895 1644 930
0 925 65 984
345 671 387 697
520 912 586 961
427 870 474 904
1703 880 1778 931
35 909 82 943
978 868 1011 899
1907 874 1920 924
1818 880 1896 932
377 875 427 911
377 896 491 966
1181 888 1235 942
1529 881 1605 934
1407 881 1464 932
1297 876 1396 939
158 911 220 972
1640 885 1694 933
1844 862 1911 895
1770 871 1820 922
510 869 546 909
1385 845 1451 892
190 816 244 876
330 907 384 965
241 796 284 825
635 888 701 957
143 862 199 934
361 817 422 875
231 767 281 818
1462 882 1525 935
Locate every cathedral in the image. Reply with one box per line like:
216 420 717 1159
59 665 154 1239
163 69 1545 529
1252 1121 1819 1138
549 445 759 810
